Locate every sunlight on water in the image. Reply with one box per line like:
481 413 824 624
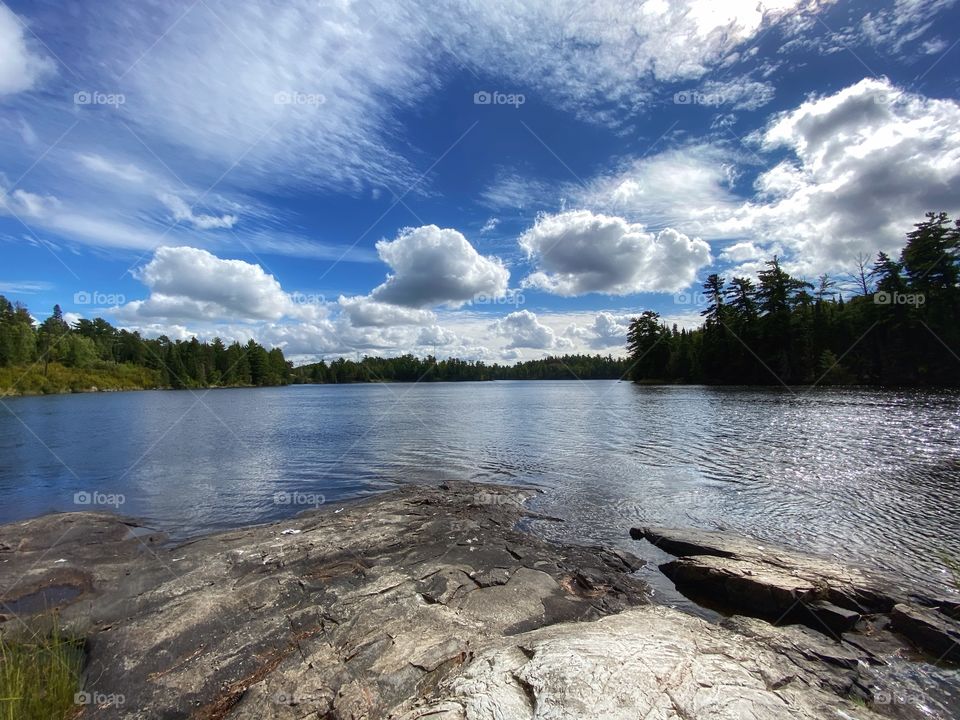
2 382 959 596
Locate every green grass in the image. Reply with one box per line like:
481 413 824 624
0 362 163 396
0 614 84 720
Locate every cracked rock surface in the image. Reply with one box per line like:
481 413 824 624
0 482 956 719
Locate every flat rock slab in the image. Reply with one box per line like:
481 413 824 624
1 482 649 719
633 524 960 719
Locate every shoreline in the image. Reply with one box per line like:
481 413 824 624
3 378 956 399
1 481 957 718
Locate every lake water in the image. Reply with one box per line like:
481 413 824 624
2 382 959 600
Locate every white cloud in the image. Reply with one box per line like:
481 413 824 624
76 154 149 185
0 280 52 294
480 217 500 234
0 188 60 218
89 0 429 193
116 246 326 323
480 171 558 211
371 225 510 308
719 241 769 263
0 6 54 96
583 146 741 235
728 78 960 275
446 0 823 125
492 309 570 350
337 295 434 327
588 311 631 349
416 324 457 347
0 173 371 260
519 210 712 296
47 0 827 203
525 78 960 279
858 0 956 55
158 192 238 230
696 77 776 110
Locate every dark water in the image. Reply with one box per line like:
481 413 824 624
2 382 959 599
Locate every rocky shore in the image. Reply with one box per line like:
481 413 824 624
1 481 958 719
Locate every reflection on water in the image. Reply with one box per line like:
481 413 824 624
1 382 959 596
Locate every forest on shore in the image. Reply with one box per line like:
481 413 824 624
289 353 629 383
0 298 628 395
627 212 960 386
0 304 290 395
4 212 957 394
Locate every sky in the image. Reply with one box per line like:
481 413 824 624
1 0 959 364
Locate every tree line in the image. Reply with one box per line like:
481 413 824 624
0 302 291 392
291 353 630 383
627 212 960 385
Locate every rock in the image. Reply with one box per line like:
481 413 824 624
2 486 956 719
634 525 960 718
804 600 862 635
0 482 649 719
637 526 904 615
891 603 960 662
402 605 888 720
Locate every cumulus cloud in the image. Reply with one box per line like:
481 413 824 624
492 310 570 350
519 210 712 296
416 325 457 347
338 295 434 327
370 225 510 308
588 312 631 349
159 192 238 230
0 6 54 96
726 78 960 274
116 246 325 323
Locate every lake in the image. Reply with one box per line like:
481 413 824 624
2 381 959 600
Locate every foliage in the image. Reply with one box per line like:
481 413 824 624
291 353 631 383
0 300 291 395
625 213 960 386
0 614 83 720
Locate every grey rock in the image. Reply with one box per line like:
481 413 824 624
402 605 889 720
1 486 955 719
891 603 960 662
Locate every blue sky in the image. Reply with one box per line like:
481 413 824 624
1 0 959 362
